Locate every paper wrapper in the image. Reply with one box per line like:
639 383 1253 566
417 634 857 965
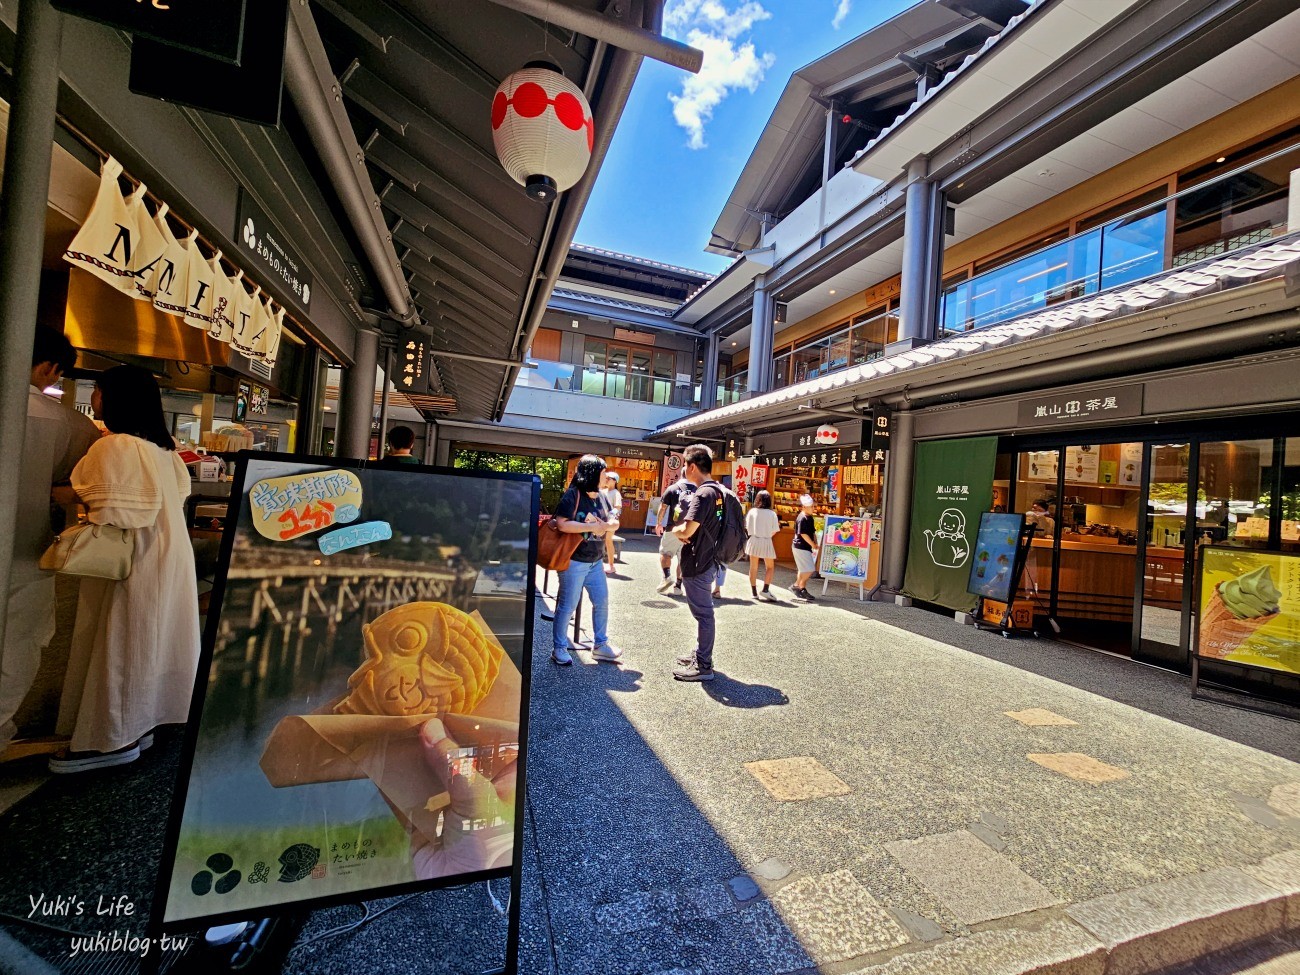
1199 586 1279 658
259 611 521 849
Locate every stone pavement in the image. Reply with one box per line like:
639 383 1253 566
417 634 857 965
511 538 1300 975
3 537 1298 975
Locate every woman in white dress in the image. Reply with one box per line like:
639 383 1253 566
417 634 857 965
745 490 781 602
51 366 201 772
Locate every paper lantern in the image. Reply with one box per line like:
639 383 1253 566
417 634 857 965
815 424 840 445
491 64 594 202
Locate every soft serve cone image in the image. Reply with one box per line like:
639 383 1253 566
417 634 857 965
1200 565 1282 657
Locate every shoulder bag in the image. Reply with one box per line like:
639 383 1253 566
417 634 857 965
39 522 135 580
536 493 583 572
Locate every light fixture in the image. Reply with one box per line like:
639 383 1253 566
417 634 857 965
1216 156 1226 163
491 63 594 202
731 341 737 346
571 319 579 328
828 289 837 295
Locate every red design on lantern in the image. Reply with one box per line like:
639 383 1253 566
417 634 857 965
491 65 595 201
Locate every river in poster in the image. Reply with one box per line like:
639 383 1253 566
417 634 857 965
160 458 536 926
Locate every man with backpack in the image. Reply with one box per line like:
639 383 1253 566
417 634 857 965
670 443 746 682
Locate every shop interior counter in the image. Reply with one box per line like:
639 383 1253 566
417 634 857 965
1025 536 1136 622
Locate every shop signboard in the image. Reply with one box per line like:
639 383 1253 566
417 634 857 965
398 337 429 393
967 513 1027 604
157 455 536 949
53 0 247 63
754 446 885 468
128 0 289 127
820 516 870 581
750 464 769 488
235 189 314 316
864 410 892 453
1016 384 1143 427
904 437 998 612
1194 546 1300 676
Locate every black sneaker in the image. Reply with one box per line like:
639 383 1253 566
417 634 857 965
795 588 816 602
673 661 715 682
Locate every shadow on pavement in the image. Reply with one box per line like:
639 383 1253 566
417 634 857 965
702 674 790 709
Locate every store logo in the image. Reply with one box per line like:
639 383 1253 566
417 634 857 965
277 843 320 883
242 217 257 250
191 853 242 896
924 508 970 568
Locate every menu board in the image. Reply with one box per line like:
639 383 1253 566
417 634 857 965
1063 445 1100 484
819 516 872 581
1196 546 1300 676
1119 442 1142 486
1025 451 1058 483
158 456 537 931
967 513 1027 603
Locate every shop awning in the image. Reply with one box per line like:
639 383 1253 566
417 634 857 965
304 0 661 422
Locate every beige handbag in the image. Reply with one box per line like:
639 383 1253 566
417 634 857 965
39 523 135 580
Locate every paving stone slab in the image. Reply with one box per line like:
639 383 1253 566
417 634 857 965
738 898 817 975
1006 708 1079 727
675 882 739 922
1065 867 1288 975
888 907 945 943
765 870 910 966
885 830 1063 925
1269 782 1300 818
752 857 793 882
1242 850 1300 930
1027 752 1131 784
846 918 1105 975
743 756 852 801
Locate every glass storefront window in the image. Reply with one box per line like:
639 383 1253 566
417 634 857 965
1196 440 1274 549
1280 439 1300 553
582 339 606 396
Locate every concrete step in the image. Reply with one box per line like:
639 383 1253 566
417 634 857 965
847 851 1300 975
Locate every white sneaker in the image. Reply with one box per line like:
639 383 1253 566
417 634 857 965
591 643 623 662
551 647 574 666
656 577 674 594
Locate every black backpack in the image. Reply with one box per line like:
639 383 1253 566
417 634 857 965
711 483 749 564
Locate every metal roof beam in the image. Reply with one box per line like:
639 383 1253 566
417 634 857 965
393 222 520 303
480 0 703 72
284 2 417 325
382 183 523 276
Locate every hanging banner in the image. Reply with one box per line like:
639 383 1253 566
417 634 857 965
63 158 144 295
1195 547 1300 675
157 456 537 939
904 437 998 612
660 452 686 495
733 456 754 506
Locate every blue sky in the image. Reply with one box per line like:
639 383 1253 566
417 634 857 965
575 0 916 275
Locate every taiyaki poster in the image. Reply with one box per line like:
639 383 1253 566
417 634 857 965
1196 547 1300 676
157 455 537 930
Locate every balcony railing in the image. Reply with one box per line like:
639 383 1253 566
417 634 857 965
515 358 694 409
940 142 1299 335
718 370 748 406
773 310 897 390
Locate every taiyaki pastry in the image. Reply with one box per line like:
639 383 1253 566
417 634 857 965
335 602 503 717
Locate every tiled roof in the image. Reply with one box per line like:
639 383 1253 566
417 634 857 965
549 287 676 318
848 0 1048 170
568 242 714 282
655 234 1300 436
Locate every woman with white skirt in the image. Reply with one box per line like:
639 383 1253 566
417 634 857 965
51 366 201 773
745 490 781 601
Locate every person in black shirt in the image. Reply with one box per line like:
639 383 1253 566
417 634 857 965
654 477 695 594
670 444 725 682
791 494 820 601
550 455 623 667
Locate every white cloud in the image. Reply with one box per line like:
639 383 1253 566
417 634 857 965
832 0 852 29
663 0 776 149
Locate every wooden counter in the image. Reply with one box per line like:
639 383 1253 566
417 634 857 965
1026 537 1135 623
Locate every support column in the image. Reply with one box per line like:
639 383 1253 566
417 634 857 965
896 157 939 348
337 329 380 460
881 410 915 593
699 333 720 411
749 282 776 394
376 345 393 450
423 420 438 465
0 0 63 657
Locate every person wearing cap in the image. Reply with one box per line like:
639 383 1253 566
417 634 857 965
791 494 820 602
600 471 623 575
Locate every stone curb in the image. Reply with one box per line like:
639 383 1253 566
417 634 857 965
847 854 1300 975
